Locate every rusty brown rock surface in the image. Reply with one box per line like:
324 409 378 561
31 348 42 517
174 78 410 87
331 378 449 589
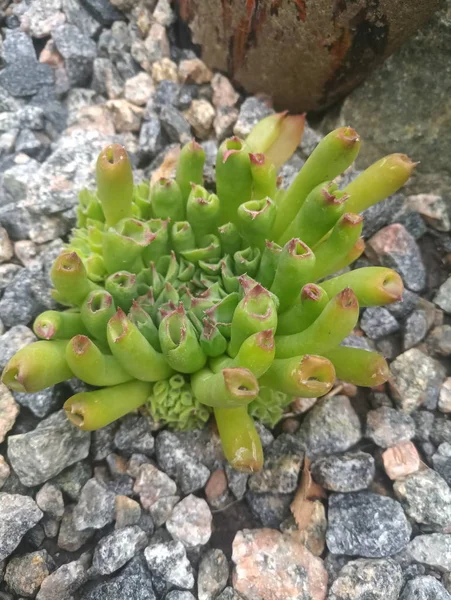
232 528 327 600
176 0 440 112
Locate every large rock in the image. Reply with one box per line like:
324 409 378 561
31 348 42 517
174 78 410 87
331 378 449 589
326 492 411 557
329 1 451 191
7 410 90 487
179 0 440 112
232 528 328 600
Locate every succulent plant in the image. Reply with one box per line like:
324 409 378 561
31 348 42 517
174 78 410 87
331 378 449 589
1 112 414 473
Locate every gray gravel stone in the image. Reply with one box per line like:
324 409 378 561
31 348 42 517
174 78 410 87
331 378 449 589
246 491 292 528
233 96 273 138
115 495 141 529
311 451 375 492
326 492 412 557
149 496 180 528
432 443 451 486
62 0 102 38
0 456 10 490
151 80 180 112
399 576 451 600
145 540 194 589
225 464 248 501
133 463 176 511
13 388 62 419
4 550 54 597
25 129 114 216
328 558 404 600
390 348 447 412
160 106 191 144
361 307 400 340
0 384 19 444
0 325 36 369
0 31 54 97
80 0 124 24
57 505 93 552
0 265 23 292
166 495 212 548
0 267 47 327
0 204 32 240
80 556 155 600
36 483 64 519
215 589 243 600
0 494 43 561
366 407 416 448
407 534 451 573
166 593 196 600
73 478 115 531
92 423 118 461
431 418 451 446
298 395 362 459
197 549 229 600
404 310 430 350
434 277 451 314
428 325 451 357
7 411 90 487
387 289 419 320
114 414 155 456
51 461 92 502
36 560 87 600
368 224 426 292
92 526 148 575
155 430 216 494
139 115 165 159
394 469 451 531
52 25 97 87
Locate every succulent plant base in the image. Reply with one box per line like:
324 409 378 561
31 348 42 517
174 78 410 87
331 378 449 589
2 113 413 473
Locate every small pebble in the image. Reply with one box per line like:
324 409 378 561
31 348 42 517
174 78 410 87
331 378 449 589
366 407 415 448
58 505 94 552
36 483 64 519
432 443 451 486
0 457 11 490
0 383 19 444
394 468 451 531
390 348 446 412
311 451 375 492
434 276 451 314
428 325 451 356
133 463 177 511
399 576 451 599
91 526 148 575
407 533 451 573
115 495 141 529
166 495 212 548
404 309 430 350
145 541 194 589
0 493 43 560
439 379 451 413
197 549 229 600
328 558 404 600
361 307 400 340
36 560 87 600
298 395 362 458
114 414 155 456
4 550 55 598
382 441 421 480
73 478 115 531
